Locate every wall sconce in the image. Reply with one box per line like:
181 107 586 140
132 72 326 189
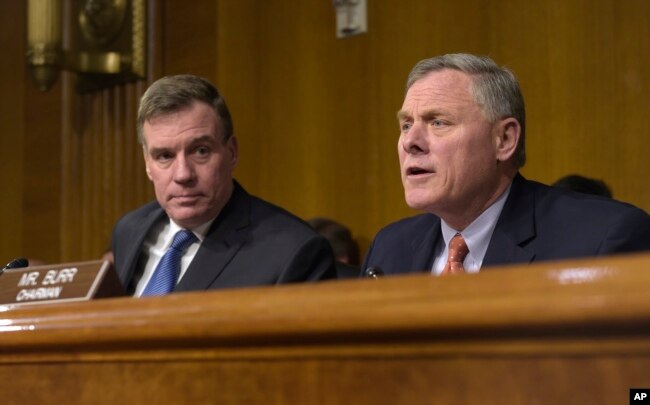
26 0 146 92
332 0 367 39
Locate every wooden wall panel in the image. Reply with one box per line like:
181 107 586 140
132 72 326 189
492 1 650 208
60 82 152 262
160 0 218 78
0 2 153 265
22 79 63 264
0 1 26 264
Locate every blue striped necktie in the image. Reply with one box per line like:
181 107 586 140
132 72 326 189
142 229 197 296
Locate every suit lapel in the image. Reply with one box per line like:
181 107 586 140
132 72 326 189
175 182 250 291
410 215 442 273
121 206 167 286
483 174 536 267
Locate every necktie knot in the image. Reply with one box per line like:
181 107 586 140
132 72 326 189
441 233 469 275
169 229 197 252
142 229 197 296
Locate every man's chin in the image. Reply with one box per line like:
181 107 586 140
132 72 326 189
167 208 208 228
405 192 439 213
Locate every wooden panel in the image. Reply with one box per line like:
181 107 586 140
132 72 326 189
0 1 26 263
61 83 152 262
161 0 217 78
2 253 650 404
2 358 649 404
57 1 159 263
22 69 64 264
495 1 650 207
0 1 153 265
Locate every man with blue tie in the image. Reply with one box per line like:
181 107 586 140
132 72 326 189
363 53 650 276
112 75 336 296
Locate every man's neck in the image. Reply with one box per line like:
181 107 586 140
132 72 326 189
441 175 515 231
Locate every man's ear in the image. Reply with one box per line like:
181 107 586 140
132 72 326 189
495 117 521 162
228 136 238 167
143 147 153 181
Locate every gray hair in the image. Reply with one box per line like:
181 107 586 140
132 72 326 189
137 74 233 145
406 53 526 168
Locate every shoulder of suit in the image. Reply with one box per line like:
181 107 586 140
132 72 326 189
531 179 647 214
374 213 439 240
246 193 322 237
115 200 163 229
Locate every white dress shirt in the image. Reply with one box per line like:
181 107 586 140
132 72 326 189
134 218 215 297
432 185 511 276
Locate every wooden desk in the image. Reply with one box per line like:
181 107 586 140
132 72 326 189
1 253 650 404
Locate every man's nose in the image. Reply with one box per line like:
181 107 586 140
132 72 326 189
173 155 195 183
401 122 428 154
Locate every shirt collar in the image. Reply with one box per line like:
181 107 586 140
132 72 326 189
163 216 217 248
440 184 511 265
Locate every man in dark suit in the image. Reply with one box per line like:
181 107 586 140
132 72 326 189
363 53 650 276
112 75 335 296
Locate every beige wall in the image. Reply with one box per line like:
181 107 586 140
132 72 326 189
2 0 649 264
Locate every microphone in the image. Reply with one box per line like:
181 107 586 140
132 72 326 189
1 257 29 274
364 266 384 278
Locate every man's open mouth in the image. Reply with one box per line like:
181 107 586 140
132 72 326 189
407 166 432 176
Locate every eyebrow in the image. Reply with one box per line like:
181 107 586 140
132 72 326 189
146 145 169 157
187 134 218 148
396 110 410 121
397 108 444 122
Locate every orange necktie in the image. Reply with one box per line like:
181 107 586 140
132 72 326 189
441 233 469 275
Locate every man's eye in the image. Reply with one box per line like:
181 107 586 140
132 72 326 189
156 152 173 161
195 146 210 156
432 119 444 127
400 122 412 132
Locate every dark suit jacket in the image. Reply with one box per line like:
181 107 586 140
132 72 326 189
363 174 650 275
112 181 336 293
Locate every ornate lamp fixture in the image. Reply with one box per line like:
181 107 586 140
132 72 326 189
26 0 146 92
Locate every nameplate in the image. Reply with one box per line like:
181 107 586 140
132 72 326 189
0 260 124 307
